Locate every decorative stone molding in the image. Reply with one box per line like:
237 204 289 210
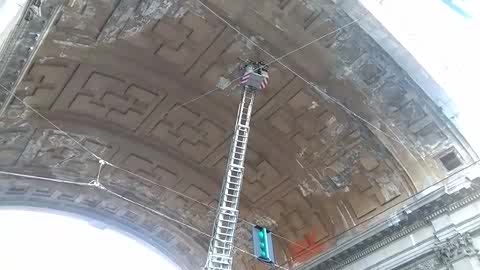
434 233 479 268
395 254 444 270
0 0 62 116
304 177 480 270
0 178 207 269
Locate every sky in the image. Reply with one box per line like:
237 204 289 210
359 0 480 152
0 209 179 270
0 0 26 40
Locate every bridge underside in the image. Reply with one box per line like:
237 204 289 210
0 0 474 269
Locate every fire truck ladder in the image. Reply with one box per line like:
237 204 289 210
205 62 268 270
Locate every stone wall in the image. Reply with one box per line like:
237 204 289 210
301 175 480 270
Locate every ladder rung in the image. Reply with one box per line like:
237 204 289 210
227 172 241 178
218 216 236 221
226 179 240 184
226 176 240 182
222 199 237 205
234 146 245 151
225 199 237 207
213 244 230 250
219 211 237 217
223 194 238 200
219 222 235 230
223 197 238 203
214 242 232 248
233 151 244 157
223 194 237 200
218 219 236 224
231 161 243 166
228 170 242 175
227 174 240 178
215 250 230 258
232 156 244 162
218 218 236 223
221 203 236 208
218 222 235 228
220 210 237 217
214 238 233 245
229 165 243 170
207 91 255 270
219 207 238 213
226 180 240 185
226 177 240 183
225 189 238 195
215 232 234 239
211 257 231 263
217 224 234 230
225 189 238 194
217 233 233 238
217 224 235 230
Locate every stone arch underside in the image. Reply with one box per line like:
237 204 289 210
0 177 205 270
0 0 477 269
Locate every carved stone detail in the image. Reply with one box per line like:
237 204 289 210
394 255 444 270
434 233 479 268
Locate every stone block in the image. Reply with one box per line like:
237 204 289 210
359 152 379 171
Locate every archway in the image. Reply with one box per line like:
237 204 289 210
0 178 207 269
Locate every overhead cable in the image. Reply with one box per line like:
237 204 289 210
195 0 421 159
0 168 288 270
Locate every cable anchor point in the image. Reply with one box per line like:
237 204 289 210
89 159 106 189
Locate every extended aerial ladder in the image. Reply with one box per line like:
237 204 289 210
205 62 269 270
